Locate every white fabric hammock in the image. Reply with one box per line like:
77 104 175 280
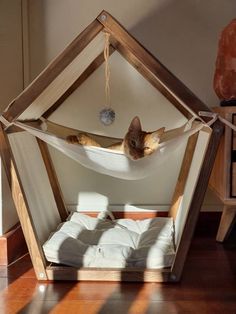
11 118 205 180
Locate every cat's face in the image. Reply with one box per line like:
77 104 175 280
124 117 165 160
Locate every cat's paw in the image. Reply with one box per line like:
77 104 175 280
66 133 101 146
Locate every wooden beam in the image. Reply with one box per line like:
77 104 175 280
5 120 42 134
110 38 190 118
0 123 48 280
46 266 172 282
37 139 68 221
216 205 236 242
97 11 211 119
43 46 115 119
171 120 224 281
3 19 103 123
169 133 198 220
78 211 168 219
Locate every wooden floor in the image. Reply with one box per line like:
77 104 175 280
0 213 236 314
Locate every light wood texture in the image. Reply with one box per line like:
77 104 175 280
46 266 171 282
216 205 236 241
209 107 231 200
43 46 115 119
36 127 212 283
0 124 48 280
97 11 211 120
35 210 169 282
8 131 62 245
5 120 42 134
0 11 220 283
37 139 68 221
171 120 224 280
0 237 7 266
19 31 106 121
169 133 198 220
110 38 190 119
2 19 103 122
209 106 236 241
1 215 235 314
77 211 168 219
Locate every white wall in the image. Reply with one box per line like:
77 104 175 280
0 0 23 108
48 51 187 211
28 0 236 108
26 0 236 213
1 0 234 234
0 0 24 234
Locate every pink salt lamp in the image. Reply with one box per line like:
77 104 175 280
214 19 236 105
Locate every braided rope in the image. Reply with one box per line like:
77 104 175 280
104 32 111 108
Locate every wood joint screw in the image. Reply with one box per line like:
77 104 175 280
39 272 45 279
100 14 107 21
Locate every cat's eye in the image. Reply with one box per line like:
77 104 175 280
130 139 136 147
144 147 150 150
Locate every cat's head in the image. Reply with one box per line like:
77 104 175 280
124 116 165 160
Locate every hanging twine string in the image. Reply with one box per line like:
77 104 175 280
99 32 115 125
104 32 111 108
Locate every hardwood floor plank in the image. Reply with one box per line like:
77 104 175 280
0 218 235 314
2 300 236 314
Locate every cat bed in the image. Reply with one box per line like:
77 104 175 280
11 117 204 180
0 11 218 282
43 212 175 269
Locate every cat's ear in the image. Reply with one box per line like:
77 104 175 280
129 116 142 132
151 127 165 142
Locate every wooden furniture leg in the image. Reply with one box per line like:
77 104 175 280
216 205 236 242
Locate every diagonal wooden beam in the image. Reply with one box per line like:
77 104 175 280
3 19 103 123
43 46 115 119
171 120 224 281
110 37 190 118
97 10 211 119
169 132 199 221
0 123 48 279
37 139 68 221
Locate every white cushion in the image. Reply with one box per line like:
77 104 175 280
43 212 175 269
58 220 139 248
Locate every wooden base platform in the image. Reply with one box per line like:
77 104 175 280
0 213 235 314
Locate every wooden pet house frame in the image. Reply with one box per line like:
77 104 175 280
0 11 223 282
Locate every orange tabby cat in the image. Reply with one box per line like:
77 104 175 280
66 117 165 160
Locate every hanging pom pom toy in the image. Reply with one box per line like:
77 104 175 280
99 108 115 125
99 32 115 125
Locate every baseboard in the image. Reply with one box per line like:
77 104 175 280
67 204 223 213
67 204 170 213
77 211 168 219
0 223 28 266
